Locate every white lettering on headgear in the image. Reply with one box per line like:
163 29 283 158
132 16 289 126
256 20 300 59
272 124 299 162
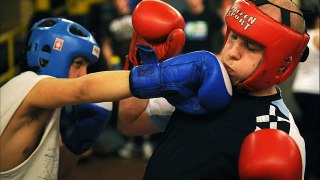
226 5 256 30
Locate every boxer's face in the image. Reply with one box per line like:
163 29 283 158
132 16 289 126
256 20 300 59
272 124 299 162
220 31 264 87
68 57 89 78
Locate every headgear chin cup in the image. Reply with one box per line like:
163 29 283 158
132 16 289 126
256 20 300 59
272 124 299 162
26 18 100 78
224 0 310 92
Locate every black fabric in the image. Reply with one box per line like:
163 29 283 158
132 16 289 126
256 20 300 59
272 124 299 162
280 8 291 26
181 8 224 54
143 89 293 180
294 93 320 179
251 0 269 6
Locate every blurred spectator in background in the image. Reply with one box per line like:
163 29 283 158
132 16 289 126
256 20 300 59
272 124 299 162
101 0 133 70
87 0 133 71
181 0 224 54
292 1 319 180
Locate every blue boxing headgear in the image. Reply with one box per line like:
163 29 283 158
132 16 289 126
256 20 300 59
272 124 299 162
26 18 100 78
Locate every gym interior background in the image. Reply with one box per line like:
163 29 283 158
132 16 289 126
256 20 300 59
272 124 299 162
0 0 315 179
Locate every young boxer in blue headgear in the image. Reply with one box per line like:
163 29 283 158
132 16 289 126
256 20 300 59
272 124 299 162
27 17 115 175
1 18 113 179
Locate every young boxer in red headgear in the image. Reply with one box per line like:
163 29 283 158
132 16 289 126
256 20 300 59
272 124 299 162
118 0 309 179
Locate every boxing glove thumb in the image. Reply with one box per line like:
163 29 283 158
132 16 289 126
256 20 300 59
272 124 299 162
160 28 185 60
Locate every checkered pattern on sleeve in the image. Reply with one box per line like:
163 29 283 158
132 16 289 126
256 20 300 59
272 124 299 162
255 104 290 133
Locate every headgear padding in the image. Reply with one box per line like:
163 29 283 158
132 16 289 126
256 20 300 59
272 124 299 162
225 0 309 91
27 18 100 78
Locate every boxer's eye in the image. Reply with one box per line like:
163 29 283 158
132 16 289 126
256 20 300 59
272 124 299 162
245 41 263 52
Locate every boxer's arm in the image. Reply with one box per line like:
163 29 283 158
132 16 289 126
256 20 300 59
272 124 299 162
25 71 131 109
118 97 174 136
118 97 159 136
58 135 80 180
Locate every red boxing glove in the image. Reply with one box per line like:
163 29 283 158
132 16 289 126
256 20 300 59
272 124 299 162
239 129 303 180
124 0 185 70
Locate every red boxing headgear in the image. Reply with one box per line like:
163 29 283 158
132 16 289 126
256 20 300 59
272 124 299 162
224 0 309 92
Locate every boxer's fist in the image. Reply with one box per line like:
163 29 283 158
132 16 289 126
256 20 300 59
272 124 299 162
60 102 112 154
124 0 185 70
239 129 303 180
129 49 232 114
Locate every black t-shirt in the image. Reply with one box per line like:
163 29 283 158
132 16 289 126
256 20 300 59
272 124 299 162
143 89 295 180
182 9 224 54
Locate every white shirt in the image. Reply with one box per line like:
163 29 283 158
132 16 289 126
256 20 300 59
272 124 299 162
292 29 320 94
0 72 60 180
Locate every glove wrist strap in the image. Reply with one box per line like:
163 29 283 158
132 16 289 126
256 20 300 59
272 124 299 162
130 63 161 98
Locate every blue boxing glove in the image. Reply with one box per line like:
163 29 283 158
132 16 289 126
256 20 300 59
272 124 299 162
60 102 112 155
130 49 232 114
